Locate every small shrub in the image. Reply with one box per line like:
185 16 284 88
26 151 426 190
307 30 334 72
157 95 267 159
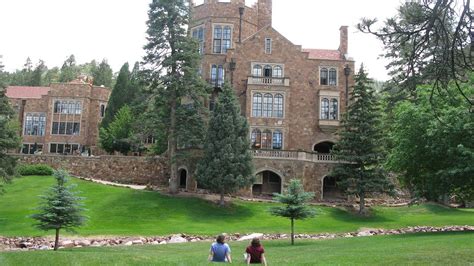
17 164 54 176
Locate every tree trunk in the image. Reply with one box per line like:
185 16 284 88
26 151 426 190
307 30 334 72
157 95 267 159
168 95 178 194
359 192 365 215
54 228 60 251
291 218 294 245
219 192 225 207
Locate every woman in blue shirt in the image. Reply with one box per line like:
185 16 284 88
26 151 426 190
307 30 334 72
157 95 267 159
208 234 232 263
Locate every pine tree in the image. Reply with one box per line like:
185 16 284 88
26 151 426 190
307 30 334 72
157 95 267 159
93 59 113 88
31 59 47 86
196 83 253 206
142 0 208 193
331 65 394 215
0 81 21 193
59 55 79 82
31 170 86 250
269 179 315 245
101 63 132 128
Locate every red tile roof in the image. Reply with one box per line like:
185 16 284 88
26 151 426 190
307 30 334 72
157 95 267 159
302 48 342 60
5 86 50 99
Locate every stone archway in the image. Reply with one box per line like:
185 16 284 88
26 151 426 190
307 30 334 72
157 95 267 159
252 170 282 196
313 141 335 153
322 175 344 200
178 168 187 189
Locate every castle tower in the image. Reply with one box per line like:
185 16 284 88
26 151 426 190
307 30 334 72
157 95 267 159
257 0 272 28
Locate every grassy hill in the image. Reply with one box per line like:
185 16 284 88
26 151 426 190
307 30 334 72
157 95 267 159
1 232 473 265
0 175 473 237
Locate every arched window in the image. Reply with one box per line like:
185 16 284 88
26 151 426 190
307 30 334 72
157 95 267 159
262 130 272 149
263 65 272 77
330 99 338 120
252 93 262 117
274 94 284 118
273 66 283 78
321 98 329 120
100 104 106 118
251 129 262 148
272 130 283 150
263 93 273 117
329 68 337 85
253 65 262 77
320 68 328 85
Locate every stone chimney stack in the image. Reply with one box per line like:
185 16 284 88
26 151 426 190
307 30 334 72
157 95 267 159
338 26 348 56
257 0 272 29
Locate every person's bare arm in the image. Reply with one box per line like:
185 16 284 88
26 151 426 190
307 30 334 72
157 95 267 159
246 253 251 265
208 248 213 261
261 253 267 266
226 252 232 263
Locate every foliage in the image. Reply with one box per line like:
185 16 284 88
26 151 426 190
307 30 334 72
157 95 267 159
31 59 47 86
16 164 54 176
142 0 209 193
31 170 86 250
331 66 394 214
387 79 474 204
92 59 113 88
269 179 315 245
358 0 473 109
195 83 253 206
99 105 134 154
0 84 21 193
59 55 80 83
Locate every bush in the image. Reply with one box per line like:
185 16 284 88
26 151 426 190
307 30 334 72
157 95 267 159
17 164 54 176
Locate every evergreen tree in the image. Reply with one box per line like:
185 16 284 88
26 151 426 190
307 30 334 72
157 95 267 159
59 55 79 82
44 67 60 85
93 59 113 88
269 179 315 245
331 65 394 215
196 83 253 206
31 170 86 250
99 105 134 155
101 63 132 128
31 59 47 86
0 81 21 193
142 0 208 193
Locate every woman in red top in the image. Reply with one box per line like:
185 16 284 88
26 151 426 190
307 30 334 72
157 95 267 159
245 238 267 265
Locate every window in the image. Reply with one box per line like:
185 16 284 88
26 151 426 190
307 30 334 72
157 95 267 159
251 129 261 148
252 92 284 118
145 135 155 144
213 25 232 54
51 122 80 135
100 104 106 118
262 94 273 117
274 94 284 118
262 130 272 149
265 38 272 54
24 113 46 136
53 100 82 114
321 98 329 120
211 65 225 87
21 143 43 154
330 99 338 120
251 128 283 150
49 143 79 155
192 26 205 54
263 65 272 77
272 130 282 149
321 67 337 86
253 65 262 77
252 93 263 117
273 66 282 78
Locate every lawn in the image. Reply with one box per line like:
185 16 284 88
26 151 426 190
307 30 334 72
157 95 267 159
0 232 473 265
0 175 473 237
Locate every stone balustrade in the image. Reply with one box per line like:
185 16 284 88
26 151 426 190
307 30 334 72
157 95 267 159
247 76 290 86
252 150 336 163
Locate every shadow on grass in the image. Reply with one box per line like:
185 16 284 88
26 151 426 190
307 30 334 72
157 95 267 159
326 206 394 224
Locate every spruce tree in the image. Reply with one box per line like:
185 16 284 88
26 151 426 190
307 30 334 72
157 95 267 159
331 65 394 214
101 63 131 128
142 0 208 193
59 55 79 82
31 59 47 86
269 179 315 245
93 59 113 88
196 83 253 206
31 170 86 250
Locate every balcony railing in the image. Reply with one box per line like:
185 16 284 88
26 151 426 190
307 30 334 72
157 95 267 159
247 76 290 86
252 150 336 163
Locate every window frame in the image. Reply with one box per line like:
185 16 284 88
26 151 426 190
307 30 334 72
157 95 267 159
250 128 284 150
191 24 205 55
23 112 46 136
320 67 338 86
251 91 285 118
265 38 272 54
212 23 233 54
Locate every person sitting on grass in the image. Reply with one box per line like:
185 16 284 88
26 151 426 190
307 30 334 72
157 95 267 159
208 234 232 263
245 238 267 265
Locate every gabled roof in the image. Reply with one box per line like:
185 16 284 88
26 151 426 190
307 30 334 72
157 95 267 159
5 86 50 99
302 49 342 60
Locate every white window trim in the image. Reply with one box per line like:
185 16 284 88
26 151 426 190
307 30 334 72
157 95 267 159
251 62 285 77
23 112 47 136
249 127 285 150
319 66 338 86
211 23 234 54
52 98 84 114
319 91 340 121
209 64 226 86
265 38 272 54
250 90 286 119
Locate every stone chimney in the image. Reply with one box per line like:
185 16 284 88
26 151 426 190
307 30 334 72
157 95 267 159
257 0 272 29
338 26 348 56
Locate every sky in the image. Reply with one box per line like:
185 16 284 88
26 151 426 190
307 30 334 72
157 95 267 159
0 0 404 81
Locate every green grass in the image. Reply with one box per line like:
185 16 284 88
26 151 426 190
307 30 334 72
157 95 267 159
1 232 473 265
0 175 473 237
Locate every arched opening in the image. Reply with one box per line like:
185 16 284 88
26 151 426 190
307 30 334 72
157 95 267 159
322 176 344 200
252 171 282 196
313 141 335 153
179 169 187 189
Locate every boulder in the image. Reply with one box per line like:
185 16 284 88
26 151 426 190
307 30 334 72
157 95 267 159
78 240 91 246
168 235 187 244
124 241 133 246
237 233 264 242
132 240 144 245
61 240 75 248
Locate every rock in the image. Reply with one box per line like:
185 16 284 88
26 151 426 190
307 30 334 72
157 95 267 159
19 242 33 248
159 241 167 245
151 241 159 245
78 240 91 246
168 235 187 244
61 240 75 248
237 233 264 241
132 240 144 245
124 241 133 246
357 231 372 237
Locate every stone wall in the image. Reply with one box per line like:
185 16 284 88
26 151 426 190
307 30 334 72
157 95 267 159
16 154 169 186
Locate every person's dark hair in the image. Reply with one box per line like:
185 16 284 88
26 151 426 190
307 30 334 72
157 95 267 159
216 234 225 244
251 238 261 247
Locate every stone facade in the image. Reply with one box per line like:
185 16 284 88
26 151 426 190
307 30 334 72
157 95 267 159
17 154 169 186
6 78 110 155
